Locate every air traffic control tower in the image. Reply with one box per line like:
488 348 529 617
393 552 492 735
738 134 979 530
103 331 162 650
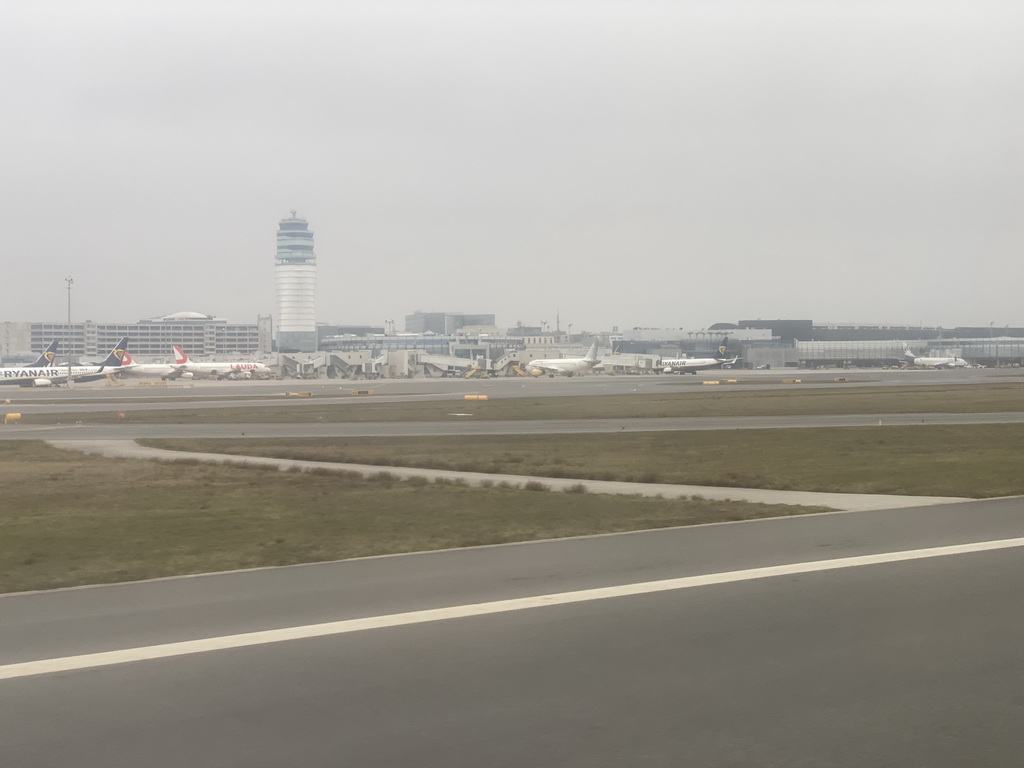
275 211 317 352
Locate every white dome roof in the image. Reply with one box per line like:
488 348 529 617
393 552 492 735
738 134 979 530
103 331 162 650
152 311 214 321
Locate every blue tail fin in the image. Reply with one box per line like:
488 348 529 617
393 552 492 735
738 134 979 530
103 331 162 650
97 337 130 370
716 337 731 360
30 340 60 367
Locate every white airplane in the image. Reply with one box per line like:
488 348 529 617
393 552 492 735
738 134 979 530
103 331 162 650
0 338 131 387
659 342 740 374
118 352 194 380
171 345 271 380
902 345 969 369
527 342 600 377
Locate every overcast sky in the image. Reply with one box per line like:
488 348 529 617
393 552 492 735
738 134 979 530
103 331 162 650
2 0 1021 333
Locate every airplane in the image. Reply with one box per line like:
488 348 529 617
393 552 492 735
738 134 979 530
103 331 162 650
0 337 131 386
527 342 601 377
0 340 61 372
171 345 271 380
659 341 740 374
902 345 969 369
28 340 60 367
118 352 193 380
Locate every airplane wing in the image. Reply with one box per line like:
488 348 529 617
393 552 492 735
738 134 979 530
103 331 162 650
163 366 189 380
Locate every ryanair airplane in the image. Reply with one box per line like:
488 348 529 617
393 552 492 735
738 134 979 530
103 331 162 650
0 338 130 387
27 340 60 367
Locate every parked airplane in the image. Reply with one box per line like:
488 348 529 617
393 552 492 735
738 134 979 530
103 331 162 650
0 337 130 386
28 340 60 367
902 345 969 369
659 341 740 374
119 352 193 380
0 340 60 373
171 345 271 379
527 342 600 377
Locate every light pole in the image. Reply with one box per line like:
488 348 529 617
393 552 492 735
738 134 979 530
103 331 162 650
65 277 74 388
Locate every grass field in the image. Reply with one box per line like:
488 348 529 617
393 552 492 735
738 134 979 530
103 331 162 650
0 441 828 594
8 382 1023 593
16 382 1024 424
145 422 1024 498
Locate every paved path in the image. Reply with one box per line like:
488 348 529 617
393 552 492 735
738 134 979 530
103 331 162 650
50 439 970 512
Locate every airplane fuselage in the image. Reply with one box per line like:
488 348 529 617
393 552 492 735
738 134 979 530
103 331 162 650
0 365 117 385
660 356 739 374
176 361 271 379
905 356 968 369
526 342 600 377
526 358 594 376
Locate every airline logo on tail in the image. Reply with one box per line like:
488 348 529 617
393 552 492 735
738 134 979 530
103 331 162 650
173 345 190 365
29 340 60 368
98 338 130 370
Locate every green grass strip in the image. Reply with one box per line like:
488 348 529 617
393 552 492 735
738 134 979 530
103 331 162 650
145 422 1024 498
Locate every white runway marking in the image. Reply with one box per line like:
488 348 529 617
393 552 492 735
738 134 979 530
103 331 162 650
4 537 1023 682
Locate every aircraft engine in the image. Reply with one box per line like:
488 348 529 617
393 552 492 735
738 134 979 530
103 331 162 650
32 378 54 387
180 371 194 379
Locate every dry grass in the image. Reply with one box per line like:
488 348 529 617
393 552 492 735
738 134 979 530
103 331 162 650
0 441 827 594
145 423 1024 498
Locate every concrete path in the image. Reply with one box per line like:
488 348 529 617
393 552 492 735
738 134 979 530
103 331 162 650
49 439 970 512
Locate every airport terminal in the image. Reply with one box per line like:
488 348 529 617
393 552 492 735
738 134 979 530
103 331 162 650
3 212 1023 377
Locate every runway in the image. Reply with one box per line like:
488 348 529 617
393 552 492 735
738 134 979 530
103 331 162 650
2 410 1024 441
3 498 1024 766
2 364 1021 413
4 369 1024 764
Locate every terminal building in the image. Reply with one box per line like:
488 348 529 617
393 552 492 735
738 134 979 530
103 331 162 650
1 313 272 362
404 312 497 335
619 320 1024 369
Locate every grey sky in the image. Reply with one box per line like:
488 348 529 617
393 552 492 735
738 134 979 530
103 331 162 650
2 0 1022 332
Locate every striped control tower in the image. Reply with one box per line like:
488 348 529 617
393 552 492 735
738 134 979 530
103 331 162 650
275 210 317 352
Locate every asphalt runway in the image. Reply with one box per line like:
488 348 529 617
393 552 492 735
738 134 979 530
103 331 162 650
4 368 1024 765
3 498 1024 766
2 410 1024 441
2 365 1021 411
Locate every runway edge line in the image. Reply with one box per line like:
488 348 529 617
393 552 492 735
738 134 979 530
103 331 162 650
4 537 1024 682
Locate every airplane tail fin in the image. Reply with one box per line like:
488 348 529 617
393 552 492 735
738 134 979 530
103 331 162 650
98 337 130 369
30 340 60 367
584 342 599 363
173 345 190 365
716 336 731 360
